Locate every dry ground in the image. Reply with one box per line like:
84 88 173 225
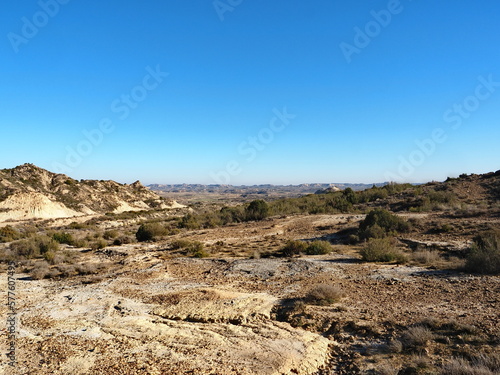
0 213 499 374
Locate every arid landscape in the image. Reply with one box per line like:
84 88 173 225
1 165 499 374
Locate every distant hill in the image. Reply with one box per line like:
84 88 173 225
0 164 178 222
149 182 387 195
348 170 500 213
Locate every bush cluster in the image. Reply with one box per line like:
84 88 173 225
0 226 21 243
9 235 60 261
174 184 418 231
359 209 410 240
52 232 74 245
280 240 333 257
360 238 407 263
178 200 271 230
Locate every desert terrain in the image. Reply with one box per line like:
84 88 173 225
0 165 499 374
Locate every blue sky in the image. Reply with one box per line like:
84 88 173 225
1 0 499 185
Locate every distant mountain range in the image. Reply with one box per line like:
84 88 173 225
148 182 388 195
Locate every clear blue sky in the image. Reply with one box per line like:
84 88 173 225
1 0 499 185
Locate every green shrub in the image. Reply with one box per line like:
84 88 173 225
103 230 119 240
245 200 270 221
332 196 353 213
9 235 59 259
357 186 389 203
280 240 308 257
90 239 108 250
72 238 89 248
428 190 456 204
305 240 333 255
0 226 21 243
362 224 386 239
342 187 357 204
465 230 500 274
360 238 407 263
52 232 74 245
10 239 39 258
43 251 56 264
359 209 410 239
67 222 89 230
171 239 193 249
38 236 60 254
112 236 133 246
136 223 167 242
178 214 201 230
219 206 245 224
186 241 209 258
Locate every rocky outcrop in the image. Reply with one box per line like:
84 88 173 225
0 164 181 222
0 263 330 375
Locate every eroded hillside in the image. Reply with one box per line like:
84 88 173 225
0 164 180 222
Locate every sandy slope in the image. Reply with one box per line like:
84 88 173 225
0 192 85 222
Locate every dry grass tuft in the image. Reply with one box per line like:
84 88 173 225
305 284 344 305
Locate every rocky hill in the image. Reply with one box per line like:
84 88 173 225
0 164 179 222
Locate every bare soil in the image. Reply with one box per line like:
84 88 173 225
1 211 499 374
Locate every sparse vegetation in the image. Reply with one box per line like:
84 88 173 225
280 240 308 257
170 239 209 258
360 237 407 263
359 208 410 240
171 239 193 249
9 235 60 260
245 199 270 221
304 240 333 255
412 249 441 265
400 326 433 352
136 222 168 242
0 225 21 242
305 285 343 305
186 241 209 258
0 165 499 373
279 239 333 257
52 231 75 245
90 238 108 250
465 229 500 274
441 353 500 375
